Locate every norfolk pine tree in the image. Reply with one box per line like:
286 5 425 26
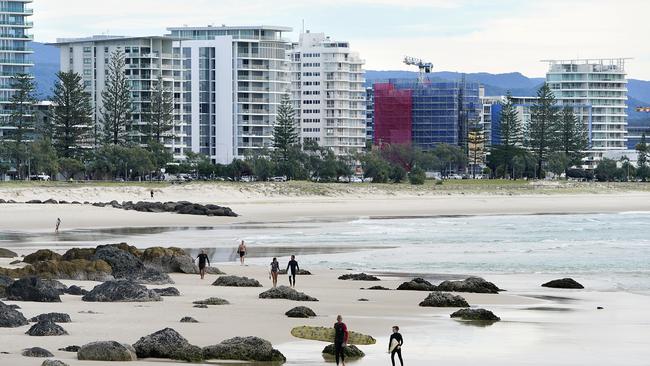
527 83 560 178
101 49 132 145
148 75 175 144
51 71 93 158
272 95 299 162
554 107 588 176
4 73 36 179
496 91 522 177
636 133 649 181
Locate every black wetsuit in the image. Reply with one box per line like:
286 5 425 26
389 332 404 366
334 322 348 365
287 259 299 286
197 253 210 270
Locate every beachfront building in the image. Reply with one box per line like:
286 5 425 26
167 25 291 163
289 31 366 155
484 95 538 147
545 58 629 166
53 36 185 156
373 79 481 152
365 86 374 145
0 0 33 139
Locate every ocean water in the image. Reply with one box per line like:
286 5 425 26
3 211 650 291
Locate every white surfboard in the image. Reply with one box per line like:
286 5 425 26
389 338 400 352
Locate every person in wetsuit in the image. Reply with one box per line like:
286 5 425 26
196 250 210 279
389 325 404 366
334 315 348 366
270 257 280 287
287 255 299 287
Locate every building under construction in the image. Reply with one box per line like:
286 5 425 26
373 79 481 151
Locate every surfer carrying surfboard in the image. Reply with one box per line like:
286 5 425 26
334 315 349 366
389 325 404 366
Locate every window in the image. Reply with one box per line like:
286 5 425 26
83 58 92 65
83 47 92 53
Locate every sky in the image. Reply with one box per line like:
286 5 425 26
32 0 650 79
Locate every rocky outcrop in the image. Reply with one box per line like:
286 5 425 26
278 269 312 275
0 248 17 258
141 247 198 274
0 275 14 287
419 292 469 307
259 286 318 301
5 277 62 302
58 345 80 352
41 360 69 366
0 300 29 327
396 278 436 291
192 297 229 306
0 259 113 282
338 273 380 281
133 327 203 362
93 245 171 285
61 248 95 261
100 200 239 218
77 341 137 361
180 317 198 323
212 275 262 287
82 280 161 302
285 306 317 318
202 336 285 363
22 347 53 357
365 285 390 290
29 313 71 323
26 320 69 336
65 285 87 296
541 278 584 289
435 277 502 294
322 344 365 359
152 287 180 296
24 249 62 264
450 308 501 321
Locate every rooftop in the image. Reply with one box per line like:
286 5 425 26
167 25 292 32
50 35 180 45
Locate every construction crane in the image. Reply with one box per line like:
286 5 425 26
403 56 433 83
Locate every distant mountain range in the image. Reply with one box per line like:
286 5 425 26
30 42 650 122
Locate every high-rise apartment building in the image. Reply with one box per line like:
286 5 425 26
365 86 374 144
545 58 629 164
289 32 366 155
167 25 291 163
53 36 185 155
0 0 33 137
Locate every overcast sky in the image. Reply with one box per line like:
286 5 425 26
32 0 650 79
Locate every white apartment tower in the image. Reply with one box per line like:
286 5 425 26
545 58 629 164
167 25 291 163
290 32 366 155
0 0 33 137
53 36 186 156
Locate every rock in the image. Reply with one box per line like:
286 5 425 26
419 292 469 307
40 279 68 294
58 345 80 352
0 301 29 327
82 280 162 302
117 201 237 217
205 267 225 274
435 277 502 294
9 260 21 265
22 347 54 357
202 336 285 362
141 247 198 274
396 278 436 291
23 249 62 264
93 245 172 284
133 327 203 362
0 248 18 258
212 275 262 287
192 297 229 306
41 360 69 366
259 286 318 301
61 248 95 261
358 298 369 302
65 285 87 296
193 304 208 309
26 320 69 336
152 287 181 296
541 278 584 289
29 313 71 323
0 274 13 287
77 341 137 361
26 199 43 204
365 285 389 290
180 316 198 323
0 259 114 282
43 199 58 204
322 344 365 359
597 306 604 310
5 277 62 302
285 306 316 318
450 308 501 321
338 273 380 281
279 269 312 275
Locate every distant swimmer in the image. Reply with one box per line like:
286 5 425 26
150 189 154 199
196 250 210 279
287 255 299 287
333 315 349 366
270 257 279 287
388 325 404 366
238 240 247 265
55 218 61 233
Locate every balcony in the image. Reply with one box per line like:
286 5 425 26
0 7 33 14
0 33 32 40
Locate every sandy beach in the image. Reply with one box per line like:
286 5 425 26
2 182 650 365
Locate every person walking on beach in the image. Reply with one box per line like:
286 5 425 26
333 315 348 366
238 240 247 265
150 189 154 199
388 325 404 366
55 218 61 233
270 257 280 287
195 250 210 280
287 255 299 287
